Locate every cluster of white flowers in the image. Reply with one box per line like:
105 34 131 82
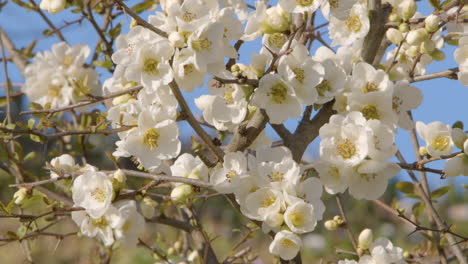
211 147 325 260
22 42 101 108
455 36 468 86
48 154 146 247
339 228 407 264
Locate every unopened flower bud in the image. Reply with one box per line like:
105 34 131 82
430 49 445 61
420 40 435 54
262 6 291 34
425 14 439 33
13 188 28 205
169 32 185 48
388 13 401 23
386 28 404 44
170 184 194 203
399 23 409 33
174 241 182 252
231 64 241 73
140 197 158 219
399 0 417 20
403 251 411 259
419 146 428 156
167 247 175 255
333 215 345 226
406 29 428 46
40 0 66 14
407 45 420 57
113 169 126 184
324 220 338 231
358 228 373 250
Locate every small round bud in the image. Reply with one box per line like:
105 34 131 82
140 197 158 219
399 23 410 33
324 220 339 231
386 28 404 44
40 0 66 14
420 40 435 54
230 64 241 73
399 0 417 20
168 32 185 48
430 49 445 61
170 184 194 203
13 188 29 205
419 146 429 157
167 247 175 255
425 14 439 33
407 45 420 57
358 228 373 250
333 215 345 226
388 13 401 23
406 29 428 46
113 169 126 184
174 241 182 252
403 251 411 259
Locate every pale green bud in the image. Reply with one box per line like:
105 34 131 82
399 23 409 33
324 220 339 231
419 146 428 156
399 0 417 20
406 29 428 46
386 28 404 44
13 188 28 205
388 13 401 23
407 45 420 57
358 228 373 250
140 197 158 219
113 169 126 184
420 40 435 54
430 49 445 61
170 184 194 203
451 128 467 149
425 14 439 33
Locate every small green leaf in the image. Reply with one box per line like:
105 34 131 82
452 121 463 130
27 118 35 129
30 134 45 143
431 186 450 199
21 195 43 209
131 1 156 13
6 231 18 240
412 202 425 218
17 225 27 240
24 151 36 162
93 60 113 69
396 181 414 194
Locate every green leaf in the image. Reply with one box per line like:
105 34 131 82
396 181 414 194
131 1 156 13
27 118 35 129
93 60 113 69
0 201 9 214
30 134 45 143
24 151 36 162
431 186 450 199
412 202 425 218
21 195 43 209
6 231 18 240
17 225 27 240
108 23 122 39
404 193 421 199
452 121 463 130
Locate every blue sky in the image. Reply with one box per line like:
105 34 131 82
1 0 467 189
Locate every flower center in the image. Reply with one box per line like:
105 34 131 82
191 38 212 52
292 68 305 83
316 79 332 96
346 15 362 33
269 171 285 182
281 238 296 248
143 128 160 150
288 211 305 227
223 87 235 104
362 82 379 93
226 170 237 179
182 11 196 23
337 138 356 159
269 82 288 104
430 136 450 151
143 58 159 75
361 105 380 120
183 64 195 75
296 0 314 7
48 84 62 98
261 194 276 207
392 96 403 111
91 216 109 228
90 187 107 203
267 33 287 49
